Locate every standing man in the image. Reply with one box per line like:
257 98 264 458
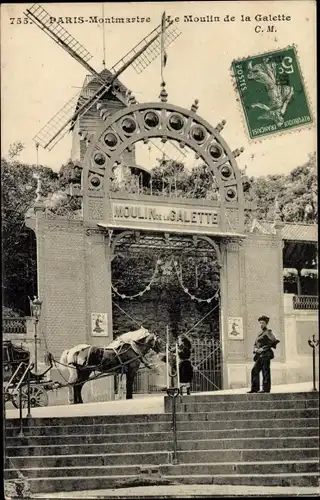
248 316 280 393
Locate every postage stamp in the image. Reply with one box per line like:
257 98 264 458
232 46 313 140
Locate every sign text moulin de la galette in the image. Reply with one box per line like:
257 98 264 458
110 201 220 232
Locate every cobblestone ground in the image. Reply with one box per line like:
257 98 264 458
33 484 320 498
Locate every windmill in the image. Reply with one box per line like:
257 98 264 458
25 4 186 165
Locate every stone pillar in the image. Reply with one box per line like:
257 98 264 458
223 240 247 388
25 189 46 365
85 228 114 401
273 203 285 363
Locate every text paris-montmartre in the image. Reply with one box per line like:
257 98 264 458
47 13 291 25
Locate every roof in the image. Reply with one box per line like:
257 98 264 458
250 219 318 243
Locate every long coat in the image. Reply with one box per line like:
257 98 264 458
178 339 193 383
253 328 279 361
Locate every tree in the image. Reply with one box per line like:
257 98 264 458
245 153 317 223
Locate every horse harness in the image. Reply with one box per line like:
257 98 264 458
85 339 153 375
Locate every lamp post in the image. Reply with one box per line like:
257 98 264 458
29 296 43 373
308 335 319 392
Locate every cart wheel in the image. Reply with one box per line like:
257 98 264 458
14 385 49 408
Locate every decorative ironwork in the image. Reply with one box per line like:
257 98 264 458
83 100 245 217
133 338 222 393
293 295 318 310
111 230 221 257
3 318 27 335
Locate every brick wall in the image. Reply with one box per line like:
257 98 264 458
242 234 284 361
39 221 87 358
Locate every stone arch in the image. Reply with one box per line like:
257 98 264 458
82 100 245 222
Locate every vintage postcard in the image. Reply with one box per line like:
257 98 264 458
2 1 318 497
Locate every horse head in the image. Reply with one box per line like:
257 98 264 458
141 331 163 354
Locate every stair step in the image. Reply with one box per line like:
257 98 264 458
22 474 176 494
165 391 319 403
162 460 320 476
8 448 319 469
6 417 317 437
7 451 170 468
5 413 170 428
176 448 319 463
175 409 319 421
5 421 171 437
173 400 319 412
177 436 318 451
15 471 320 494
5 460 319 479
163 473 319 487
6 436 318 457
6 426 318 446
7 440 172 456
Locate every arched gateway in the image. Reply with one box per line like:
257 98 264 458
26 85 285 400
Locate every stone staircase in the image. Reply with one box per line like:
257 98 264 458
4 391 319 494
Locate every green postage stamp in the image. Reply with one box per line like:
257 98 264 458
232 46 312 139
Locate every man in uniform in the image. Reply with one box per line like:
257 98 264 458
248 315 280 393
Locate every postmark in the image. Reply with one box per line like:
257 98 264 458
232 46 312 140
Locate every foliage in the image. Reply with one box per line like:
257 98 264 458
112 154 317 224
112 249 220 299
111 160 220 200
245 153 317 223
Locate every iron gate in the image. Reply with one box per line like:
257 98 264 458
133 338 222 393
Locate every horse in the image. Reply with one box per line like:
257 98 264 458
58 328 163 404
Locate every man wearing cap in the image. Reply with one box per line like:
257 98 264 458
248 316 280 393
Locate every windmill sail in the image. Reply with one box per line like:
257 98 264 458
25 4 96 75
110 22 181 75
28 3 181 150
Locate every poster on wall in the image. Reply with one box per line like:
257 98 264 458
91 313 108 337
228 317 244 340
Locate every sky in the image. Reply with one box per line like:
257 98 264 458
1 1 316 177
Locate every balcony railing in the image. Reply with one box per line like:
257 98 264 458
3 317 27 334
293 295 319 310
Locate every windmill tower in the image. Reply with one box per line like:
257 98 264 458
25 4 183 172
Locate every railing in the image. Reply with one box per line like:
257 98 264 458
3 317 27 334
293 295 319 310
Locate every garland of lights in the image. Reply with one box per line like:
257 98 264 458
111 260 161 300
173 260 220 303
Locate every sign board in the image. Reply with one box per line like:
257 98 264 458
228 317 244 340
110 200 220 234
91 313 108 337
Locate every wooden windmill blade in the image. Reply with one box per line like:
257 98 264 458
109 22 181 75
25 4 97 76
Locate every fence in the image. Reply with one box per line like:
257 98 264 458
293 295 318 310
132 338 222 394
